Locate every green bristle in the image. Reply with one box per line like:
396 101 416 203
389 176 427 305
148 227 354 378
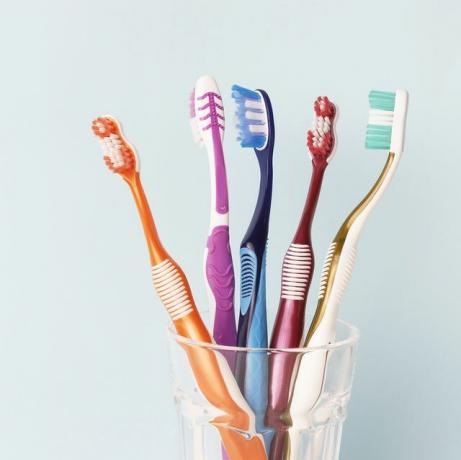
368 90 396 111
365 90 396 150
365 126 392 149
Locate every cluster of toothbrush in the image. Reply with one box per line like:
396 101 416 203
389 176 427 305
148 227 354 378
91 76 408 460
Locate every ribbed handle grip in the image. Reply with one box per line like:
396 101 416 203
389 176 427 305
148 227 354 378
151 259 194 322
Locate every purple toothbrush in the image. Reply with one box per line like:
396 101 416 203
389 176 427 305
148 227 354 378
189 76 237 352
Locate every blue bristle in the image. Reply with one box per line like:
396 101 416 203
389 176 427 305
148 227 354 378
231 84 267 149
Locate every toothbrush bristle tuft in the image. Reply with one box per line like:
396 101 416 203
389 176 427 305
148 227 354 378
314 96 336 118
231 84 268 149
307 96 336 159
365 90 396 150
189 89 196 119
91 116 137 174
189 87 204 145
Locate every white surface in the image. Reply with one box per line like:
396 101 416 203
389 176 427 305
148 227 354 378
0 1 460 459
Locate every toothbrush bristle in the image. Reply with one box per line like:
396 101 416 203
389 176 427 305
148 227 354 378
188 87 204 145
365 90 396 150
91 116 137 174
189 89 196 118
231 84 268 149
307 96 336 159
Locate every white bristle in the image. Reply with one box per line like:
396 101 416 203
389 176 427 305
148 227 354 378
190 116 203 145
245 110 265 122
244 100 266 130
368 109 394 126
311 115 331 147
249 125 267 134
101 133 125 168
243 100 267 134
245 99 264 110
95 123 105 134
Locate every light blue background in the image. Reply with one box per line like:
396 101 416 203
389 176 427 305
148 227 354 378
1 0 460 459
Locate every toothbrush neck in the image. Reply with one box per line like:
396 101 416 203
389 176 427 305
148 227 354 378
335 152 399 246
304 153 400 346
241 151 273 250
213 137 229 215
207 137 230 229
201 90 229 218
293 158 328 245
126 172 167 265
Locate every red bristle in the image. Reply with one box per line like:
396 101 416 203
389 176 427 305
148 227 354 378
307 96 336 159
314 96 336 118
92 117 117 138
92 116 137 174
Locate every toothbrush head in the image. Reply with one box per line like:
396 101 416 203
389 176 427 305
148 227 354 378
365 89 408 154
307 96 337 162
92 116 139 175
189 75 225 146
231 84 269 150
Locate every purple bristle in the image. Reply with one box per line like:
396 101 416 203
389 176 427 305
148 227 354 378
189 89 196 118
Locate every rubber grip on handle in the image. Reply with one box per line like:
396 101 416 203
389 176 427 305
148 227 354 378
206 225 236 347
244 249 273 451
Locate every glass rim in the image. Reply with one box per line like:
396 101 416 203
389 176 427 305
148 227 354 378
167 319 359 353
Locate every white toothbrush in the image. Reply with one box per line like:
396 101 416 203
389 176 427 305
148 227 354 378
286 89 409 459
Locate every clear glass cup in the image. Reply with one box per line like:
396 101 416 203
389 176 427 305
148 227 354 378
167 319 359 460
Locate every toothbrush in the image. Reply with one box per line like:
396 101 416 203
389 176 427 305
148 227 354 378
285 89 409 459
91 116 267 460
189 76 237 353
231 85 275 447
266 97 337 460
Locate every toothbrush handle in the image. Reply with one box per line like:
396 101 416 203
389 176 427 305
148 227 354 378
288 152 401 430
266 283 312 460
243 248 271 446
127 161 265 459
151 258 238 419
267 162 326 437
234 245 272 452
236 151 273 352
206 225 237 348
218 428 267 460
279 153 401 460
235 245 264 384
266 297 306 425
204 101 236 351
180 321 268 460
284 239 358 460
152 259 266 458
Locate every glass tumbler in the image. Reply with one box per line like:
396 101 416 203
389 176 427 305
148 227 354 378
167 319 359 460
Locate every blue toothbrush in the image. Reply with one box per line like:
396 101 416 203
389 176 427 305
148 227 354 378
231 85 275 449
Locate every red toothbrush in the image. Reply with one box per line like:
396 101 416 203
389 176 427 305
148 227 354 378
266 97 337 458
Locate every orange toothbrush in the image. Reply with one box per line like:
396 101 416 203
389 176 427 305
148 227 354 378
91 116 267 460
